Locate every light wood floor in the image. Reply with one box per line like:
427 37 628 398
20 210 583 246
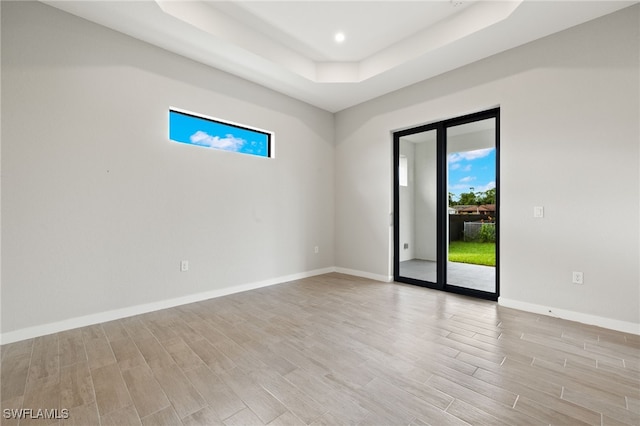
1 273 639 425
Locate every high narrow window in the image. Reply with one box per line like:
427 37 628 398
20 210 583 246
399 155 408 187
169 108 273 158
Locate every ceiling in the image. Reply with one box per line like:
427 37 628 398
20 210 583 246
42 0 637 113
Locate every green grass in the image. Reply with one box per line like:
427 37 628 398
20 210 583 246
448 241 496 267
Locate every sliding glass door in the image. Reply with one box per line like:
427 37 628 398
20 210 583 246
396 128 440 284
393 109 499 300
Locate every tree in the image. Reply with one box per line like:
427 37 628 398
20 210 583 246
458 190 477 205
450 187 496 206
476 188 496 205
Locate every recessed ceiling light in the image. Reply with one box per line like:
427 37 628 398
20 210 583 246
334 32 345 43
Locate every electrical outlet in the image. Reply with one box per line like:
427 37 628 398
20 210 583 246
181 260 189 272
572 271 583 284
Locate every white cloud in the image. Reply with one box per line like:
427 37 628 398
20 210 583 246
449 183 473 191
190 130 246 152
450 164 472 172
448 148 494 163
475 181 496 192
449 180 495 193
460 176 476 183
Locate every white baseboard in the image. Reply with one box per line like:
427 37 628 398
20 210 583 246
498 297 640 335
334 267 392 283
0 267 335 345
12 270 635 344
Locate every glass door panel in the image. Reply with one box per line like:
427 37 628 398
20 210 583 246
397 129 439 284
446 118 496 293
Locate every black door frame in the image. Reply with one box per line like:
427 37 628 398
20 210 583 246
393 108 500 301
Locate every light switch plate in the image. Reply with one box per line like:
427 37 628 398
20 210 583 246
534 206 544 218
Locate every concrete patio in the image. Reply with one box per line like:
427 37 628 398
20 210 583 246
398 259 495 293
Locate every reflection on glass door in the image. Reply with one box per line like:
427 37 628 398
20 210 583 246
397 129 439 284
447 118 496 294
394 108 499 301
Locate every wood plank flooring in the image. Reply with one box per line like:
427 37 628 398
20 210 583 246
1 273 639 425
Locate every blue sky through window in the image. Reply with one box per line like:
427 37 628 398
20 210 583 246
169 109 271 157
448 148 496 200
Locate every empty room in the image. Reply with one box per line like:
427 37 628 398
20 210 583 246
1 1 639 425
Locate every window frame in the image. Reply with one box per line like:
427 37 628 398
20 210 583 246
169 107 274 158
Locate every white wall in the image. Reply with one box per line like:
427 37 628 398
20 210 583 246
2 2 639 340
335 5 639 329
398 133 438 263
1 1 335 338
398 141 415 262
414 140 438 261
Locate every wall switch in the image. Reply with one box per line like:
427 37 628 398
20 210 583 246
404 243 409 249
534 206 544 218
181 260 189 272
572 271 583 284
314 246 319 254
